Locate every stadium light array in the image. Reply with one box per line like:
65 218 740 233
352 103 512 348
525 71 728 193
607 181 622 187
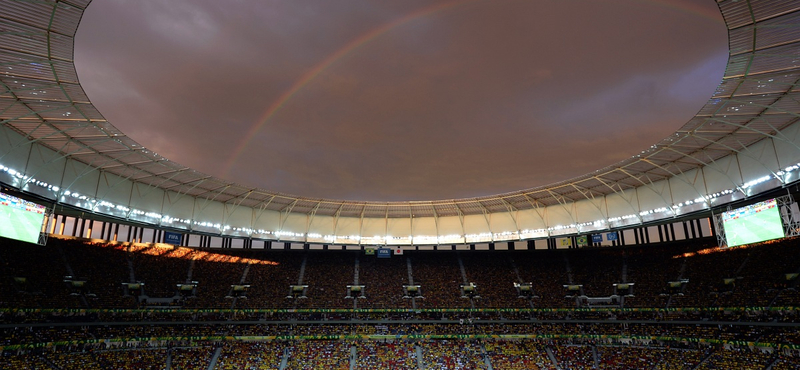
1 161 799 244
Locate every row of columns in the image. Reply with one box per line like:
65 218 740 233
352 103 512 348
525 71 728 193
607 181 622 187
629 218 710 246
49 214 155 244
44 213 712 251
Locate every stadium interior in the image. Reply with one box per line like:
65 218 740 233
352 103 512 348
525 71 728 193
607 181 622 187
2 0 800 369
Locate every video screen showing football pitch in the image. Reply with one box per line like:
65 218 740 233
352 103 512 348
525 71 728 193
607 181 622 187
0 192 46 244
722 198 785 247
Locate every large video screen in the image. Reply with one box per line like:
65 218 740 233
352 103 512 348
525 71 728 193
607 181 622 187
0 192 47 244
722 198 785 247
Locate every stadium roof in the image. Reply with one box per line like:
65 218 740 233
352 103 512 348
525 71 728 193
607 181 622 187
1 0 800 221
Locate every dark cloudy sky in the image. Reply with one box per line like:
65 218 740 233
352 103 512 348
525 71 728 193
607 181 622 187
74 0 727 201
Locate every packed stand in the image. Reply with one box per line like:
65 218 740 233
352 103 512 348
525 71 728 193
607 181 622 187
552 344 596 369
297 252 357 309
420 340 487 369
484 340 556 369
511 251 572 308
354 341 417 369
284 340 350 370
596 346 664 369
216 342 285 369
651 348 707 370
357 255 411 309
696 347 775 370
169 346 214 369
412 253 471 308
460 252 529 309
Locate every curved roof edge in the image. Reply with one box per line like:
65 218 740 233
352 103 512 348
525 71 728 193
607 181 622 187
2 0 800 244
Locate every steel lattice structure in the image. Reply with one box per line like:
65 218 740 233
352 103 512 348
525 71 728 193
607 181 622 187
1 0 800 245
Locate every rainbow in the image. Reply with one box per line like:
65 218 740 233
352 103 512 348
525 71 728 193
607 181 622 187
223 0 480 175
222 0 723 176
651 0 724 24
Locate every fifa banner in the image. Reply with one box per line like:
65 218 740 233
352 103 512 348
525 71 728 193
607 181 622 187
591 234 603 243
163 231 183 245
1 306 794 316
606 232 619 241
2 334 796 351
377 248 391 258
576 235 588 247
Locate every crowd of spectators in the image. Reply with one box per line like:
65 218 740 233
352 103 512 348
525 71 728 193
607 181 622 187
0 353 57 369
2 337 800 369
2 236 799 311
713 240 800 307
93 349 168 370
354 341 417 369
234 251 302 309
357 256 411 309
298 253 357 309
0 240 78 308
484 339 555 369
697 347 775 369
2 235 800 367
459 252 530 309
216 342 285 369
284 340 350 369
552 344 596 369
3 306 799 327
512 251 573 308
169 346 215 369
12 311 799 359
183 258 245 309
567 249 624 299
409 253 471 309
129 244 193 299
420 339 487 369
49 352 105 369
616 243 683 308
596 346 663 369
772 354 800 370
0 348 169 370
651 348 707 370
60 239 135 308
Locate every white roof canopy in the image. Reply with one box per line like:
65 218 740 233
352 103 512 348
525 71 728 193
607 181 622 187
1 0 800 244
